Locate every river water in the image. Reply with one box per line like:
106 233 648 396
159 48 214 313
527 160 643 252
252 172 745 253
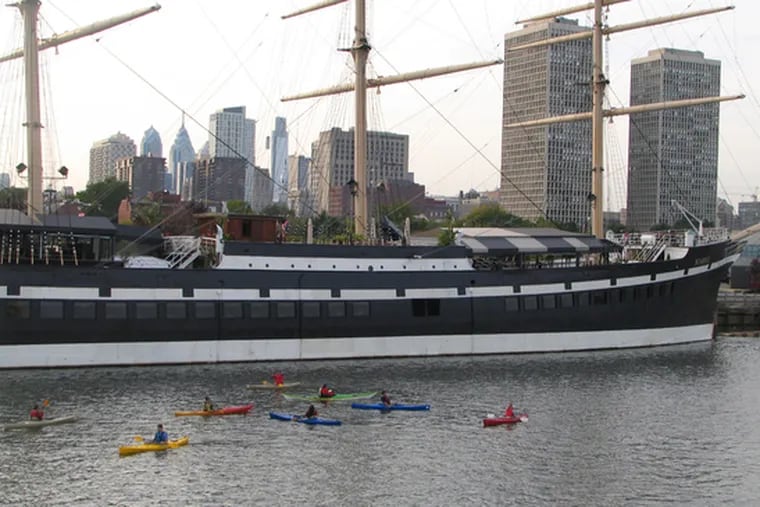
2 337 760 506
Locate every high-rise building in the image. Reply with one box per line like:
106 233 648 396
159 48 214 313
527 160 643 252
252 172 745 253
270 117 289 204
208 106 256 166
140 126 163 158
115 156 166 201
287 155 310 216
309 128 410 214
193 157 249 205
0 172 10 190
89 132 136 184
169 119 196 195
627 48 720 230
176 161 196 201
500 18 592 229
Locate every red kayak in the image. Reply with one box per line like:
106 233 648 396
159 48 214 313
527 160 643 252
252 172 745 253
482 413 528 427
175 404 254 417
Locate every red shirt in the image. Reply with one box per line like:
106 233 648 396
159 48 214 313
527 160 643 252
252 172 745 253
320 387 334 397
273 373 285 386
504 405 514 417
30 409 44 420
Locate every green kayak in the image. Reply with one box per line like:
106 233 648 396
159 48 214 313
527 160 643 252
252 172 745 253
283 391 378 402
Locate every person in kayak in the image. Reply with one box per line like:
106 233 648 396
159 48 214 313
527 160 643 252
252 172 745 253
304 404 318 419
272 372 285 386
151 424 169 444
504 403 515 418
29 404 44 420
380 390 392 407
203 397 214 412
319 384 335 398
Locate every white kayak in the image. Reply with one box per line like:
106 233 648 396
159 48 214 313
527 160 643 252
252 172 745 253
3 416 79 431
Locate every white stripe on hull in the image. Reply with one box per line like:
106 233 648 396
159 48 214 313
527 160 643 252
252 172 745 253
0 324 713 368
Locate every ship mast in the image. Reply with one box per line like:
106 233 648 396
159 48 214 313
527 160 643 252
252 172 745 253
2 1 161 219
282 0 501 239
507 0 741 239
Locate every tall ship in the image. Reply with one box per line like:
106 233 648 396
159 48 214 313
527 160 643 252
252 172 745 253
0 0 743 369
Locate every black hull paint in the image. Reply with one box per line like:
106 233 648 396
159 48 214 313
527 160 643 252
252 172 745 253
0 242 730 350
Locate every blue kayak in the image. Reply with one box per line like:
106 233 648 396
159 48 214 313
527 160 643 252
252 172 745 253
268 412 342 426
351 403 431 411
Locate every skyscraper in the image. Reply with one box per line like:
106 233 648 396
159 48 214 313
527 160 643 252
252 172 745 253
89 132 136 184
500 18 592 229
309 128 410 214
287 155 311 216
627 48 720 230
140 126 163 158
270 117 289 203
169 119 196 195
208 106 256 166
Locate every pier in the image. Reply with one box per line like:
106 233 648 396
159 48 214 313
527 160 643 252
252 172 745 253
717 289 760 334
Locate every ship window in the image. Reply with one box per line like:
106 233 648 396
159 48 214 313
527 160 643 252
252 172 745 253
105 302 127 320
73 302 96 320
542 295 556 309
523 296 538 311
351 301 370 317
249 302 269 319
505 297 519 312
277 302 295 319
592 292 608 305
195 302 216 319
136 302 158 320
412 299 440 317
302 302 320 319
328 302 345 318
40 301 64 319
166 302 186 319
5 300 30 319
223 302 243 319
559 294 573 308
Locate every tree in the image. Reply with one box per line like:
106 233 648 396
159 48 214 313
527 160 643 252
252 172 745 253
227 200 253 214
75 178 130 220
0 187 27 211
131 201 163 227
259 203 290 217
460 203 532 228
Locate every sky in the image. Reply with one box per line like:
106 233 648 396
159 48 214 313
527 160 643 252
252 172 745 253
0 0 757 212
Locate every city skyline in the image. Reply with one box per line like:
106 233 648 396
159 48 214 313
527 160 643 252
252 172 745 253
0 0 756 214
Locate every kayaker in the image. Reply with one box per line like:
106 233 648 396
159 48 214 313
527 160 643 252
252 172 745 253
380 390 392 407
319 384 335 398
272 372 285 386
504 403 514 418
151 424 169 444
29 404 44 420
203 396 214 412
304 404 318 419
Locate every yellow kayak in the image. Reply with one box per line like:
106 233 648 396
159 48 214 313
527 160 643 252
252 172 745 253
118 436 189 457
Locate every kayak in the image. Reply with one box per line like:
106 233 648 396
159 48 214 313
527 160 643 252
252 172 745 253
482 413 529 427
351 403 431 411
174 404 253 417
246 382 301 390
268 412 341 426
282 391 377 402
118 436 189 456
3 415 78 431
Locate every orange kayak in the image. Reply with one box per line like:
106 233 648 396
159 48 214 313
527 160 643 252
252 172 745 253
174 403 253 417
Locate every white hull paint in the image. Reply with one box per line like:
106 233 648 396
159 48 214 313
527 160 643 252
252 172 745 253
0 324 713 369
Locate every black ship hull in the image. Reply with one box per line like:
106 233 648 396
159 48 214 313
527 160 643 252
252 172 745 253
0 240 735 368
